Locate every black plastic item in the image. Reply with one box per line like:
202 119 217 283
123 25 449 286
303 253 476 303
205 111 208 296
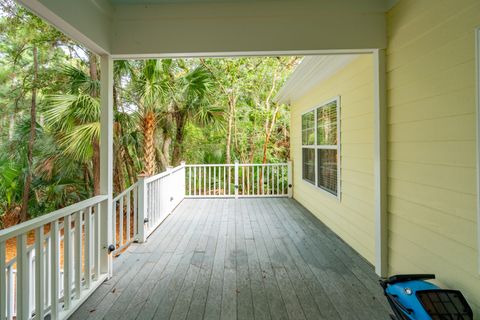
108 244 116 254
385 294 413 320
380 274 436 288
416 290 473 320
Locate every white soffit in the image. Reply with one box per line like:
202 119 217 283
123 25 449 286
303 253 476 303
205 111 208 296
275 54 360 105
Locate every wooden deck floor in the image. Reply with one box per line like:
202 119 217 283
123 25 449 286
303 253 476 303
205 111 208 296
71 198 391 320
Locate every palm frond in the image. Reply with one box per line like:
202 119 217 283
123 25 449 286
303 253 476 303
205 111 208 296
59 122 100 162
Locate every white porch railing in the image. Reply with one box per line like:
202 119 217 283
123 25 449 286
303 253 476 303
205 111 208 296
137 163 186 241
112 183 138 255
185 162 292 198
112 163 186 250
0 196 109 320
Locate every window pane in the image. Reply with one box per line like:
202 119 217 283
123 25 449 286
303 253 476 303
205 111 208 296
317 149 338 195
317 101 337 145
302 111 315 145
302 148 315 184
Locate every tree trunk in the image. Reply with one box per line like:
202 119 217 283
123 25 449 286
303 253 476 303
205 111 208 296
123 146 136 186
92 139 101 195
262 105 280 164
8 113 14 141
172 113 186 166
89 53 101 195
113 137 125 194
142 111 156 176
248 133 256 163
225 97 235 164
83 164 91 194
20 46 38 222
157 131 171 170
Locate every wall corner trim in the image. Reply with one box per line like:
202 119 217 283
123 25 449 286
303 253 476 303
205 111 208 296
373 49 388 277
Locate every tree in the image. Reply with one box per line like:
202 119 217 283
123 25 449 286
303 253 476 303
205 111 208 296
43 62 101 196
126 59 167 176
0 1 67 221
163 60 221 165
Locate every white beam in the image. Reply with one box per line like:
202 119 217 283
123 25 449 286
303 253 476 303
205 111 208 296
111 2 386 57
476 27 480 275
99 54 113 275
373 49 388 277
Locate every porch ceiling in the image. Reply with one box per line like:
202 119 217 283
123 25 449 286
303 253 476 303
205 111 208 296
17 0 396 58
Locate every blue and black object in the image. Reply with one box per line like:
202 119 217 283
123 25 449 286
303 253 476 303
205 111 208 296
379 274 473 320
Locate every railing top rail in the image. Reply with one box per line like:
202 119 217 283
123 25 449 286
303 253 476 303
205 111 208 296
185 164 235 168
185 163 288 168
144 163 184 184
113 182 138 202
170 165 184 174
238 163 288 167
0 195 107 243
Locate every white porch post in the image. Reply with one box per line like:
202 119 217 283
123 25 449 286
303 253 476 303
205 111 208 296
136 175 147 244
234 161 239 199
99 54 114 276
476 27 480 274
373 49 388 277
287 160 293 198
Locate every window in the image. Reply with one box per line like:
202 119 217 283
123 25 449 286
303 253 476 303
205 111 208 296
301 98 340 197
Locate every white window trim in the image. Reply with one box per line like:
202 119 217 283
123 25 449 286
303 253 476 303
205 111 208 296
475 27 480 275
301 96 341 201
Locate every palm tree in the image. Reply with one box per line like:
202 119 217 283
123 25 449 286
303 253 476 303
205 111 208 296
167 62 222 165
43 63 101 195
138 59 222 166
127 59 167 176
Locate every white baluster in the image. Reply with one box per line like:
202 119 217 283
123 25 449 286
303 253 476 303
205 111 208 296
189 166 192 196
50 221 60 320
287 161 293 198
7 266 14 320
16 233 28 320
241 166 245 196
64 215 72 310
133 188 138 240
85 207 92 289
112 201 117 249
119 196 124 247
235 161 239 199
126 192 131 243
94 203 101 280
203 166 206 196
0 241 5 320
74 211 82 299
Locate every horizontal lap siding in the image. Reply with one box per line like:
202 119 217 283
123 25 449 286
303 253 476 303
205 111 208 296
290 55 376 264
387 0 480 313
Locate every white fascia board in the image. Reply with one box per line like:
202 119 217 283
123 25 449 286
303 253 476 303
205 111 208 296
110 1 386 57
275 54 360 105
17 0 113 55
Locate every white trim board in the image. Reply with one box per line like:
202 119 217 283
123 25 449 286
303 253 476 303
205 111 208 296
275 55 360 105
373 49 388 277
476 27 480 275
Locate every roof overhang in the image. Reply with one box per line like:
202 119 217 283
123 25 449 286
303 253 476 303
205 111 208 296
274 54 360 105
16 0 395 58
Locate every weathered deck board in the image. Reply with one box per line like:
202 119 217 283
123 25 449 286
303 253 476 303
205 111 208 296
72 198 391 320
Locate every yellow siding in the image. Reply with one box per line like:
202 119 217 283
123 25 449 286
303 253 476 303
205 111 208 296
290 55 376 264
387 0 480 314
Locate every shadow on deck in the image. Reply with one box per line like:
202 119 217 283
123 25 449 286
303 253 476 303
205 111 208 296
71 198 391 320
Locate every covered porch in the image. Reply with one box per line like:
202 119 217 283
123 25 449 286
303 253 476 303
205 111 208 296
0 0 391 317
72 198 390 320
